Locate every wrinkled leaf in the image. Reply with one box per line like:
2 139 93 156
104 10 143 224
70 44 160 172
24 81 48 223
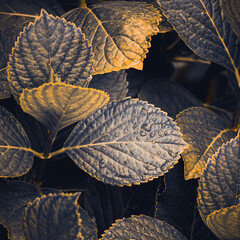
89 70 128 101
101 215 187 239
20 82 109 131
0 181 40 240
0 106 34 177
63 98 186 186
23 193 83 240
176 107 231 180
63 1 160 74
206 204 240 240
7 9 93 100
198 130 240 220
157 0 240 87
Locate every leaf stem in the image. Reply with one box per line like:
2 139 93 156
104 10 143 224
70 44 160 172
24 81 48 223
43 128 59 158
0 11 38 18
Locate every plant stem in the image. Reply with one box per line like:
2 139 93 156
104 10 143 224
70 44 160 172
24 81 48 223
43 127 59 158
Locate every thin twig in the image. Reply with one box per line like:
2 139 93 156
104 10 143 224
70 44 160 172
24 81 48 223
173 57 211 64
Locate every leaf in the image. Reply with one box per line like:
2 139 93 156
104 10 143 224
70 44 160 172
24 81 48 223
197 130 240 220
89 70 128 101
0 106 34 177
7 9 93 100
0 0 64 99
206 204 240 240
0 181 40 240
100 215 187 239
139 78 203 119
176 107 232 180
63 98 186 186
62 1 160 74
157 0 240 87
20 82 109 131
23 193 83 240
221 0 240 38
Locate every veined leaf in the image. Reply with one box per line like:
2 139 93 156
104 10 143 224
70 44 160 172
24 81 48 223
62 98 186 186
206 204 240 240
157 0 240 87
63 1 160 74
20 82 109 131
7 9 93 100
176 107 232 180
0 106 34 177
197 130 240 220
100 215 187 239
23 193 83 240
0 181 40 240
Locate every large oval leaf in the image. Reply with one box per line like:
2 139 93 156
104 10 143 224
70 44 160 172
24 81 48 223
157 0 240 87
20 82 109 131
0 106 34 177
7 9 93 100
63 1 160 74
100 215 187 239
62 98 186 186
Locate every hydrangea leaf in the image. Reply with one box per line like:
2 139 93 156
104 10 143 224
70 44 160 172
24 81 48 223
89 70 128 101
0 181 40 240
198 130 240 220
23 193 83 240
63 98 186 186
7 9 93 100
157 0 240 87
176 107 231 180
100 215 187 240
62 1 160 74
20 82 109 131
206 204 240 240
0 106 34 177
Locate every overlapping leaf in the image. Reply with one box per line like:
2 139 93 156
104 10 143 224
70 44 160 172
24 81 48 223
63 98 186 186
0 106 34 177
20 82 109 131
7 9 93 100
63 1 160 74
157 0 240 87
101 215 187 239
176 107 232 180
197 130 240 220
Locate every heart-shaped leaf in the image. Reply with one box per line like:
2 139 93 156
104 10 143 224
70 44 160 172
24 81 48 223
7 9 93 100
62 98 186 186
63 1 160 74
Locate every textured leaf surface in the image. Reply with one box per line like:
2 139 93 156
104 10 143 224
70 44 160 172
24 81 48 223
176 107 230 180
198 130 240 219
23 193 83 240
20 82 109 130
63 1 160 74
7 9 93 100
101 215 187 239
157 0 240 87
0 181 40 240
0 106 34 177
89 70 128 101
63 98 186 186
206 204 240 240
0 0 64 99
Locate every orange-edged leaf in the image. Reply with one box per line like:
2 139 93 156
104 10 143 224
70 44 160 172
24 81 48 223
63 1 160 74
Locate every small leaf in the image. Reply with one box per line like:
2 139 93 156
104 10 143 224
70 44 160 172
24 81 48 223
0 106 34 177
197 130 240 220
63 98 186 186
89 70 128 101
7 9 93 100
0 181 40 240
100 215 187 240
63 1 160 74
20 82 109 131
23 193 83 240
176 107 232 180
206 204 240 240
